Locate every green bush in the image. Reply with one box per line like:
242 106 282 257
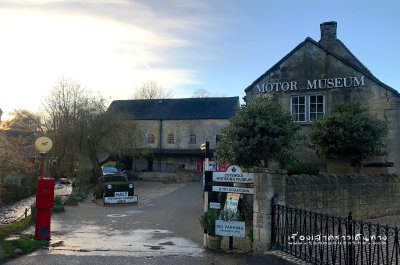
310 103 388 172
199 209 219 236
53 195 63 205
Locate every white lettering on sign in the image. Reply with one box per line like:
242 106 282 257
212 186 254 194
209 202 221 209
256 76 365 93
215 220 245 237
212 165 254 183
104 195 138 204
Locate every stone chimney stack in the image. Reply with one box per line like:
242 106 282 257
319 21 337 47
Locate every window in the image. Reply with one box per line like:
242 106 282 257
290 94 325 122
147 134 154 144
189 134 196 144
291 96 306 122
167 133 175 144
309 95 325 121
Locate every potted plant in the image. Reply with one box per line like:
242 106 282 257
199 209 222 249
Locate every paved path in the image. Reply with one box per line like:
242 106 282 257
6 181 296 265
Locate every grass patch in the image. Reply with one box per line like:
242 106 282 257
0 235 47 263
51 204 65 214
0 216 34 240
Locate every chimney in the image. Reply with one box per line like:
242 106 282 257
319 21 337 47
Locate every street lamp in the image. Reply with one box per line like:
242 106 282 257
35 137 53 177
34 136 54 240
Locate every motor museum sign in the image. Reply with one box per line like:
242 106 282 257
255 75 365 94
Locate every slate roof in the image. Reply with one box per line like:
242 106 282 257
244 37 399 96
108 97 239 120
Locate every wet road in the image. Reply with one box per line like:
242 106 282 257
6 182 296 265
0 184 72 225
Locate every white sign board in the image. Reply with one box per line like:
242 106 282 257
215 220 245 237
104 195 138 204
212 165 254 183
209 202 221 209
212 186 254 194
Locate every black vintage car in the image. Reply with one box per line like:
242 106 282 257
93 168 137 204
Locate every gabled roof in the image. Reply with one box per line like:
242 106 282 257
108 97 239 120
245 37 399 96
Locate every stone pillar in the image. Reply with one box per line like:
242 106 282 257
252 168 286 254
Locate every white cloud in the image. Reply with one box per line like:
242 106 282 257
0 0 208 118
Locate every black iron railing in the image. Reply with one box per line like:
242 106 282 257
271 203 400 265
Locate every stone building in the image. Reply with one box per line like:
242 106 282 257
245 22 400 174
108 97 239 172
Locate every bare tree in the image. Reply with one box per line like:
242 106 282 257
192 89 211 98
42 78 139 182
132 80 173 99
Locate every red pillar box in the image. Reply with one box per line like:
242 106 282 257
35 177 54 240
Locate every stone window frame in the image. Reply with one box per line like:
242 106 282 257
290 94 325 123
167 133 175 144
189 134 196 144
147 134 155 144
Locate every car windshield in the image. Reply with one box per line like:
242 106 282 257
102 166 119 174
103 175 127 182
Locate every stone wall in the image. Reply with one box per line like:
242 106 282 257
136 170 202 183
286 173 400 220
252 169 400 254
130 119 229 150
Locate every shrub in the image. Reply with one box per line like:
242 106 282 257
310 103 388 172
216 96 301 168
199 209 219 236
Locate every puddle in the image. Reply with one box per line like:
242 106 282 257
159 241 175 246
106 214 127 218
47 227 203 257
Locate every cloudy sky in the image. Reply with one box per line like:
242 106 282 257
0 0 399 119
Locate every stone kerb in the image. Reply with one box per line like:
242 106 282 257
252 167 287 254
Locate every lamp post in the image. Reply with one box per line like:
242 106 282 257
34 137 54 240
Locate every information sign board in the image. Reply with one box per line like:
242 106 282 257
209 202 221 209
212 186 254 194
215 220 245 237
212 166 254 183
104 195 138 204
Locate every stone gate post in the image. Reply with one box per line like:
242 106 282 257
252 168 286 254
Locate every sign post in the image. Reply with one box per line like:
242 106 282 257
202 165 254 251
202 141 210 248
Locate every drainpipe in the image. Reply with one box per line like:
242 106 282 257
159 119 163 166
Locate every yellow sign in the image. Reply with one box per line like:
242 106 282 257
227 193 240 200
35 137 53 152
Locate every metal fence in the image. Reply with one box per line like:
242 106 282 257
271 203 400 265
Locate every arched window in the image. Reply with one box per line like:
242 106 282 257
147 134 154 144
189 134 196 144
167 133 175 144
